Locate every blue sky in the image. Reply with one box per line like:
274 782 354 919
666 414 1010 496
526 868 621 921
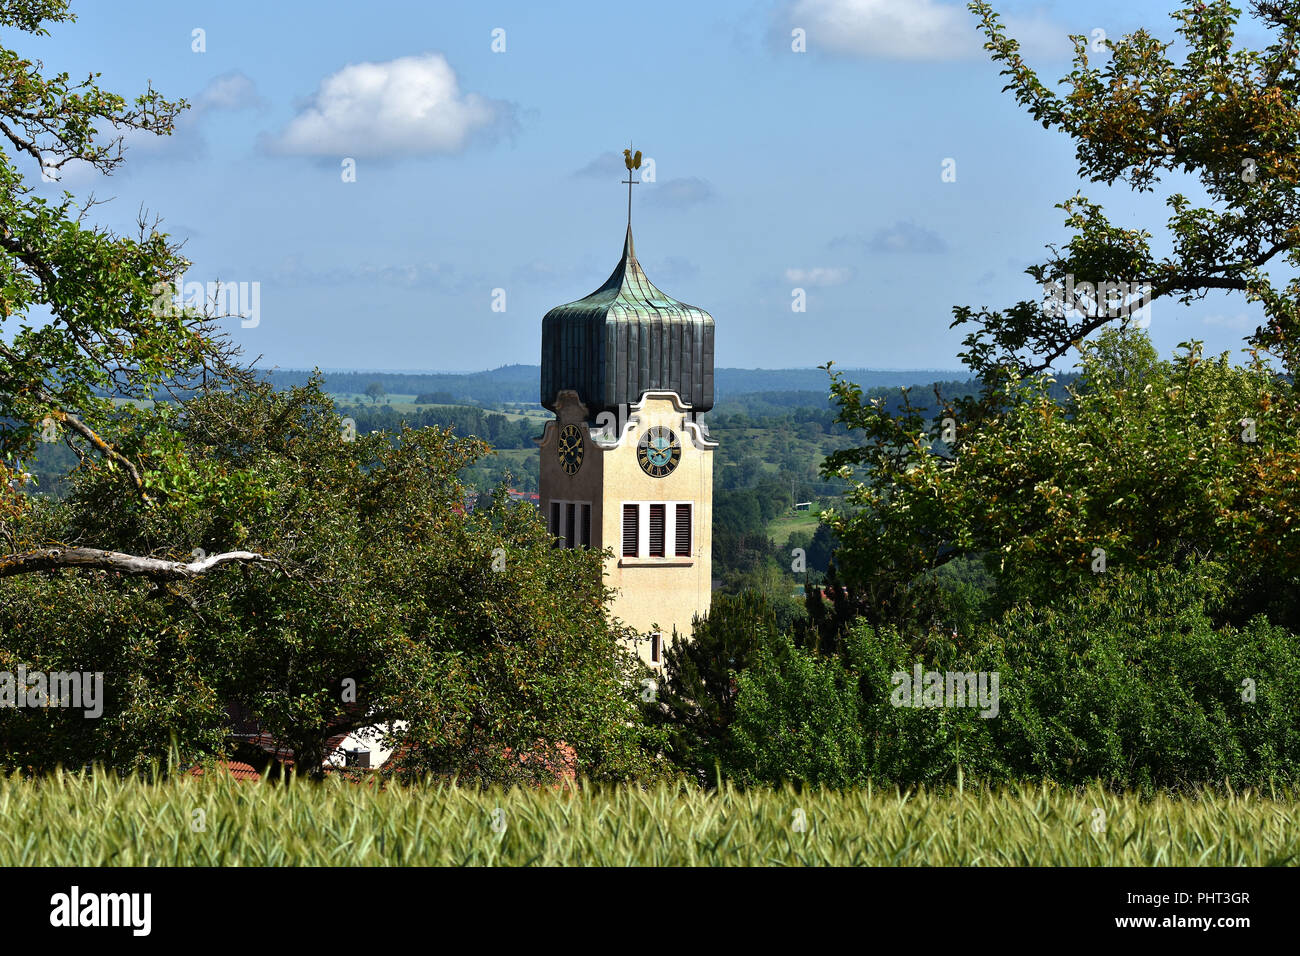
9 0 1280 373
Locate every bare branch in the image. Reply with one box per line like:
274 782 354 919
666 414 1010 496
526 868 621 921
0 547 286 581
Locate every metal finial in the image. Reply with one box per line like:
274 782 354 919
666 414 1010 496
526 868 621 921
621 143 642 227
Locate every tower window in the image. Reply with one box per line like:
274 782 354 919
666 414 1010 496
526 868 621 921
620 501 695 559
622 504 639 557
650 632 663 665
550 500 590 549
648 504 665 557
675 504 692 556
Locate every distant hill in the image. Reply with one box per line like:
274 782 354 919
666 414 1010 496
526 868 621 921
715 367 966 395
259 364 970 405
260 364 538 404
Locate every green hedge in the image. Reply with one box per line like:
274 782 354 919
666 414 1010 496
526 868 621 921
728 566 1300 790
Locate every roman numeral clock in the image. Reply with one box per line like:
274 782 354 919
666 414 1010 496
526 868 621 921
637 426 681 478
537 147 717 665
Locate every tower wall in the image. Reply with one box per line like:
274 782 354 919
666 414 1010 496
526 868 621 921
539 390 714 665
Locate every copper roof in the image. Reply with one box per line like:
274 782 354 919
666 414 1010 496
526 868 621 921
540 225 715 417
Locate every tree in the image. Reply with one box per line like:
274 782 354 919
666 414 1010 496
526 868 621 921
1 379 662 781
824 328 1300 624
0 0 271 581
647 592 787 781
959 0 1300 381
819 1 1300 628
730 563 1300 789
364 382 386 404
729 631 867 788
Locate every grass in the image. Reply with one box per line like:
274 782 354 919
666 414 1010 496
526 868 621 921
1 772 1295 866
767 509 822 544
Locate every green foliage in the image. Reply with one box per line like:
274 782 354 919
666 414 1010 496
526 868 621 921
730 633 867 788
0 380 661 783
962 0 1300 377
823 328 1300 625
649 592 792 780
729 565 1300 791
0 0 207 536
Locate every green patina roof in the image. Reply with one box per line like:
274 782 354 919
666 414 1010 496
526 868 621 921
540 225 715 416
553 225 709 319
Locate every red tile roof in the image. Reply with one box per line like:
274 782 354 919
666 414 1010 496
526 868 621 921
185 760 261 782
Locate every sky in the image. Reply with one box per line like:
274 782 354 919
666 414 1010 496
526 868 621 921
6 0 1283 373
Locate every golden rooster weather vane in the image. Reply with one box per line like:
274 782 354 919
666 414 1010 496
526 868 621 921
621 144 642 227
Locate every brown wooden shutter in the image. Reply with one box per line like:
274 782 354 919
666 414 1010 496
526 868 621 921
648 504 665 557
565 502 576 550
675 504 691 556
581 504 591 548
550 501 561 547
622 504 638 557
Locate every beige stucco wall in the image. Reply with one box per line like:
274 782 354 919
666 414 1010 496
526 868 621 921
538 390 714 666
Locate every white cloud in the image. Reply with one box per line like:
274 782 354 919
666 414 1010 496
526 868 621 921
785 266 852 286
573 151 625 179
783 0 1069 61
33 72 264 184
267 53 512 158
195 71 263 113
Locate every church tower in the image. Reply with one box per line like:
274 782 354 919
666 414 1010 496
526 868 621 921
537 159 715 666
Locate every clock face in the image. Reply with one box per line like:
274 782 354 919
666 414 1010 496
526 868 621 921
637 426 681 477
557 423 584 475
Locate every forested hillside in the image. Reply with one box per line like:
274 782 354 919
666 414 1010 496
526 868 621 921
256 364 970 406
18 371 1016 592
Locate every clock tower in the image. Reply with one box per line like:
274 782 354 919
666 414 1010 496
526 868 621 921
537 181 716 667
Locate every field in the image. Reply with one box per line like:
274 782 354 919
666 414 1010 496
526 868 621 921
1 773 1295 866
333 393 550 424
767 508 822 544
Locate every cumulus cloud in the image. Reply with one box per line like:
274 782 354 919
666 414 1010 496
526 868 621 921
785 266 852 286
267 53 514 158
832 221 949 254
781 0 1070 60
648 177 715 208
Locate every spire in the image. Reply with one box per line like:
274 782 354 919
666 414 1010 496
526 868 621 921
621 144 642 229
538 144 714 417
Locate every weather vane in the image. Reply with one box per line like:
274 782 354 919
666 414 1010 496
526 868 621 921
621 143 642 227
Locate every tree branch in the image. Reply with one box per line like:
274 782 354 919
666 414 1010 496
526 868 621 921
0 547 286 581
49 408 151 502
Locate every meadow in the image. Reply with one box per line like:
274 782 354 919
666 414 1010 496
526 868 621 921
1 772 1295 866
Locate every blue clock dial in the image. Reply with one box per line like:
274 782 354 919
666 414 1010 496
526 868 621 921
637 426 681 477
